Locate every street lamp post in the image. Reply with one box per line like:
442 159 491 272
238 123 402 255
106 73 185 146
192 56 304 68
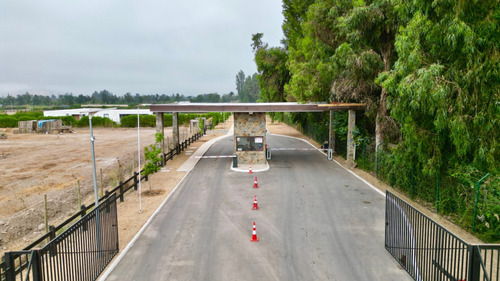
137 107 142 213
88 111 102 257
89 113 99 208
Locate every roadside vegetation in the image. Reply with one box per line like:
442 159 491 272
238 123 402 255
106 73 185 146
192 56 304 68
253 0 499 242
0 110 230 129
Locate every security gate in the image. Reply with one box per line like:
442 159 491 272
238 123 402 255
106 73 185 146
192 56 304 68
385 191 499 281
2 194 118 281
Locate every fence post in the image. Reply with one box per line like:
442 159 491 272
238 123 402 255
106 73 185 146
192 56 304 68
4 252 14 281
472 173 490 232
119 181 124 203
44 195 49 244
81 205 87 231
410 167 415 200
133 172 138 191
49 225 57 257
469 246 481 281
436 173 440 213
391 155 395 187
31 250 43 281
376 141 384 178
4 252 15 281
362 141 366 169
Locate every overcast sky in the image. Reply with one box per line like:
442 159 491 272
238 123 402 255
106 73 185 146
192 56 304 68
0 0 284 97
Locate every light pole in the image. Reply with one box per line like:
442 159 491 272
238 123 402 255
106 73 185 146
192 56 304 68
89 112 99 208
137 107 142 213
88 111 102 256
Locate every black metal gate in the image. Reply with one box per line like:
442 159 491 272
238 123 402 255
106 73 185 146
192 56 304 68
386 191 499 281
2 194 118 281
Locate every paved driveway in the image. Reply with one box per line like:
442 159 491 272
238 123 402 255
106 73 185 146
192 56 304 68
103 134 412 281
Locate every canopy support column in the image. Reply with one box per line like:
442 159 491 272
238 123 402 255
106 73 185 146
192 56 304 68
172 112 180 154
347 110 356 168
155 112 165 165
328 110 335 160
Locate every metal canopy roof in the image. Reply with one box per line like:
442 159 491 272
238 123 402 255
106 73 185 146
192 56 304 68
150 102 365 113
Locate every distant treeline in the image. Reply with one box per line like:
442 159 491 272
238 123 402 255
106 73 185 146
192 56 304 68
0 90 239 109
0 111 231 129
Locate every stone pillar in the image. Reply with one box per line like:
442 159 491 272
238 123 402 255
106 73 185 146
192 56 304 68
328 110 335 159
155 112 165 165
346 110 356 168
172 112 179 153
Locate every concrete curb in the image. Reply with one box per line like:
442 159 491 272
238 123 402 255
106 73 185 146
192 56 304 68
230 162 270 173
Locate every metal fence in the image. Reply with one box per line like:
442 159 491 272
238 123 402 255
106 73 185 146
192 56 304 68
386 191 500 281
164 131 204 162
2 194 118 281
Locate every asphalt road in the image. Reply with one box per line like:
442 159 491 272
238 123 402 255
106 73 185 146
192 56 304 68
104 134 412 281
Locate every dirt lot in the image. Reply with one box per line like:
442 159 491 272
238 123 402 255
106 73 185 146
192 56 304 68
0 125 198 254
0 115 481 260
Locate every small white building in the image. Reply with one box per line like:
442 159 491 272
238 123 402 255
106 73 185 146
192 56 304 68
43 108 153 124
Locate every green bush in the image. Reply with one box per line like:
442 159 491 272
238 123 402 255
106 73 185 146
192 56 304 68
0 116 18 127
75 116 115 128
120 115 156 127
13 111 43 120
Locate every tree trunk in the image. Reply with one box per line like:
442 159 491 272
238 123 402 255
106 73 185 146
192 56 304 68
376 42 393 152
376 88 388 152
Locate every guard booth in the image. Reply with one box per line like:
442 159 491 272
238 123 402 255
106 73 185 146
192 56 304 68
234 112 266 164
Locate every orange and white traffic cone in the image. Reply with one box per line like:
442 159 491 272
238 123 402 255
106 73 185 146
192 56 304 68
253 176 259 189
249 163 253 174
250 221 259 242
252 195 259 210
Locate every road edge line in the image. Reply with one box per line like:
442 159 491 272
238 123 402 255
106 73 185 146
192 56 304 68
269 133 385 197
99 127 234 280
98 171 190 281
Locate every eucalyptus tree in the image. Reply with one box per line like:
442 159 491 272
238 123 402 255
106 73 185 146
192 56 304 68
378 0 499 176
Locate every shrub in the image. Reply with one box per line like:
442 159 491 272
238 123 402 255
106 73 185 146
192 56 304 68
0 116 18 127
120 115 156 127
75 116 115 128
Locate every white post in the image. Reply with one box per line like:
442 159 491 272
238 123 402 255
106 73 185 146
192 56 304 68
89 113 101 256
137 107 142 213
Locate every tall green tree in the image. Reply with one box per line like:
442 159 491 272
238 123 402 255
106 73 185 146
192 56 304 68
253 33 290 103
236 70 246 101
282 0 315 49
330 0 400 148
243 73 261 102
378 0 500 176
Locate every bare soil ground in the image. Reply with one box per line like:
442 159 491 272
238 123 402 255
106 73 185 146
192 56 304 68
0 115 481 261
0 125 197 255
